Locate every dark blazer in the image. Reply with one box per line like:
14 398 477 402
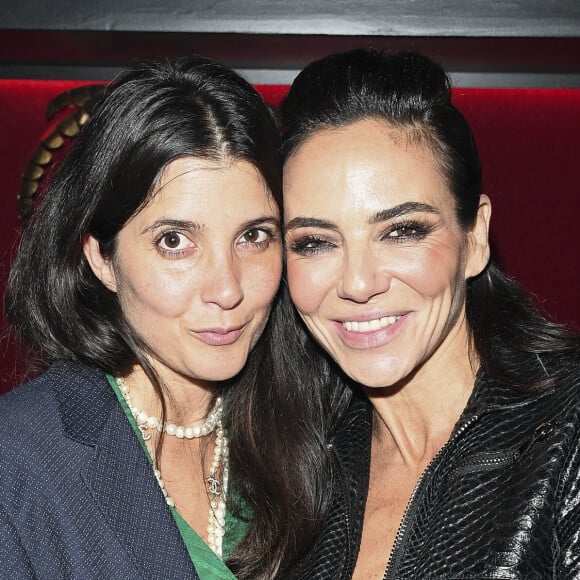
0 362 199 579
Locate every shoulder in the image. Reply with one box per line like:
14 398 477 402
544 350 580 412
0 364 64 430
0 362 120 507
0 361 105 418
0 361 111 453
476 349 579 414
474 352 580 472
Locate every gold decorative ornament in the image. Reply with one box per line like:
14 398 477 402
18 83 106 223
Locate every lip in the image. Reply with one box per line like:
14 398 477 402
333 312 409 350
190 324 246 346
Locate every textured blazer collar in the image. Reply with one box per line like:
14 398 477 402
51 361 198 579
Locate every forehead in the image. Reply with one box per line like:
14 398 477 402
155 156 265 195
283 119 452 216
139 156 277 216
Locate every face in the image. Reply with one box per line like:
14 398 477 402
284 119 489 389
86 157 282 386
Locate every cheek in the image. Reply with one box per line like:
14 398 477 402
117 264 196 320
390 242 464 298
286 257 330 315
243 252 283 308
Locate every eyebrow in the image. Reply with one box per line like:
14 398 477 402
285 202 440 232
284 216 336 231
239 216 281 231
141 219 203 235
141 215 280 236
368 202 440 224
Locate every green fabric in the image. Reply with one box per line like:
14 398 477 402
107 374 246 580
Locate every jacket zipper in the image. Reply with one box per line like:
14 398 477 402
382 414 479 580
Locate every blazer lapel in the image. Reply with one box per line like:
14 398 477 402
54 363 198 579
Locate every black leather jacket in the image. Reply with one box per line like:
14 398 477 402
291 364 580 579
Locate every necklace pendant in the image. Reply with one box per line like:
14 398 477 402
206 475 221 496
138 424 152 441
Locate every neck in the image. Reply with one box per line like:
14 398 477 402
122 364 219 425
366 318 477 467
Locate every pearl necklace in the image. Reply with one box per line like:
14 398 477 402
116 376 228 558
116 376 223 439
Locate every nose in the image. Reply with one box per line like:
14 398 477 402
200 248 244 310
337 247 391 303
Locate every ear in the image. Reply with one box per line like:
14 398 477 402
82 234 118 292
464 194 492 279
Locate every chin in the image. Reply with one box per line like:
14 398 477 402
196 355 250 382
340 357 407 390
196 366 244 383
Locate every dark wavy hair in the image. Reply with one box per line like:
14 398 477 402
268 48 579 573
4 56 299 579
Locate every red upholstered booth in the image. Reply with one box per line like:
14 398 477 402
1 80 579 393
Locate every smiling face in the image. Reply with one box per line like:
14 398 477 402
85 156 282 387
284 119 490 389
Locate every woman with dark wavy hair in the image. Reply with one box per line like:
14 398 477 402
278 49 580 578
0 56 299 580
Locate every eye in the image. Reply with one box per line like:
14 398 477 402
237 227 278 251
155 231 194 256
382 222 430 241
240 228 270 245
388 225 419 237
289 235 336 256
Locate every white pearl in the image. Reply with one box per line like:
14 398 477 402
176 426 185 439
184 427 194 439
166 423 177 436
147 416 159 429
137 411 148 424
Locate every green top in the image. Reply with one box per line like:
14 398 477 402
107 374 248 580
